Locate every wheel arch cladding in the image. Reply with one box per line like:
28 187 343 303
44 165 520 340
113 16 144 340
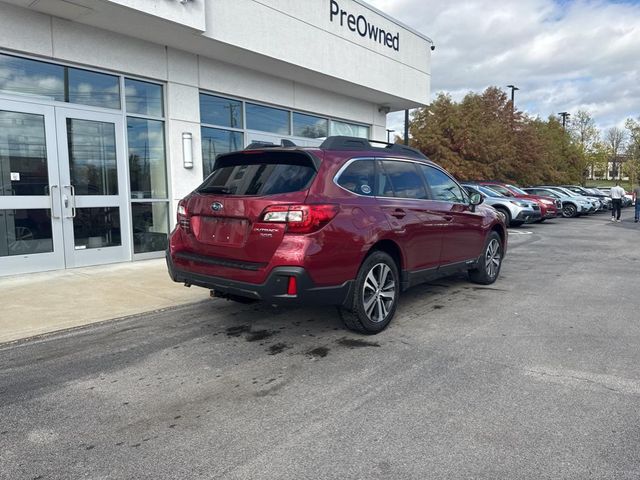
368 239 403 272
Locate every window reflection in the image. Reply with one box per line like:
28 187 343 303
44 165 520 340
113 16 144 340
128 118 167 199
67 119 118 196
125 79 163 117
68 68 120 109
0 54 65 101
0 111 49 196
200 94 242 128
201 127 243 177
293 113 328 139
330 120 369 139
73 207 121 249
132 202 168 253
246 103 290 135
0 209 53 257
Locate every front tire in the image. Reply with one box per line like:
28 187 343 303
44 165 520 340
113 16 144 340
468 232 503 285
562 203 578 218
339 251 400 334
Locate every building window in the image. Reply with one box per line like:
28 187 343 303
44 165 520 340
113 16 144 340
127 117 167 199
125 78 168 255
199 91 372 178
125 79 163 117
246 103 290 135
67 68 120 109
131 202 169 254
0 53 122 109
293 112 328 139
200 94 242 128
330 120 370 139
201 127 244 178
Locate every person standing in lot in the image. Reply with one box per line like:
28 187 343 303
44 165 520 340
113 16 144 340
633 182 640 223
610 182 626 222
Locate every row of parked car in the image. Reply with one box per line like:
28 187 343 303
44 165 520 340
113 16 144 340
461 181 631 227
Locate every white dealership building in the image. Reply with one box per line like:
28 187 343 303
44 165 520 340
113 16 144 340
0 0 432 276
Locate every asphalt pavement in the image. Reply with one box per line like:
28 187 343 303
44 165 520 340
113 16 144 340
1 213 639 479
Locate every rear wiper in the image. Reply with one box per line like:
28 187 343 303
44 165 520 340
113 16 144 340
198 186 232 194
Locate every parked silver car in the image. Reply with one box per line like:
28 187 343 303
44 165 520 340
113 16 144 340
535 186 600 214
561 185 611 211
463 183 541 227
523 187 591 218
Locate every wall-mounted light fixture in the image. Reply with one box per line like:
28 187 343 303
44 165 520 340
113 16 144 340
182 132 193 169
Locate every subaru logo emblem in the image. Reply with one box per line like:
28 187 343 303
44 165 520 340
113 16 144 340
211 202 223 212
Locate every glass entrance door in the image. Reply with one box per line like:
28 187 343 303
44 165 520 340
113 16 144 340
0 99 65 275
55 108 130 268
0 100 130 276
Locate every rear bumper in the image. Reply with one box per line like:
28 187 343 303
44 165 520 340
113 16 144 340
166 253 353 306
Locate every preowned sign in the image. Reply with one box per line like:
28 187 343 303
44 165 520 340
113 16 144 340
329 0 400 52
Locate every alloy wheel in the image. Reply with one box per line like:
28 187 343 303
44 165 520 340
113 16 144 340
485 238 501 279
362 263 396 323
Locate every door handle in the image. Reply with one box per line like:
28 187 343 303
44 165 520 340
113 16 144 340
443 215 454 222
50 185 60 219
63 185 77 218
390 209 406 219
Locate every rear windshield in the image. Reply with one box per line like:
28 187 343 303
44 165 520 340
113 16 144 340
197 151 317 196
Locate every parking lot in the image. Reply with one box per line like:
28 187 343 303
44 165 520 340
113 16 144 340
1 214 639 479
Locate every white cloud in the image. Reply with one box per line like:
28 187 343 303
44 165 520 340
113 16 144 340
368 0 640 133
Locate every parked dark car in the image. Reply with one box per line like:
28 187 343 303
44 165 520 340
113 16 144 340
167 136 508 334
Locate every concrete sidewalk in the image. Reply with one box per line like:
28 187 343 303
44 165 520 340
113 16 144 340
0 259 209 344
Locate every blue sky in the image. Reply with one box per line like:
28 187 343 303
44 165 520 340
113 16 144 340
368 0 640 137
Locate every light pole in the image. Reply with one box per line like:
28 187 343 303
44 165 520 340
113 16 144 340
386 129 395 143
558 112 570 130
506 85 519 114
404 110 409 145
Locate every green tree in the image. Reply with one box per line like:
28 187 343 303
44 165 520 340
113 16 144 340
624 118 640 185
569 110 599 183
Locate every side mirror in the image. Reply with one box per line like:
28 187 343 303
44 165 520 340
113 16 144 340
469 192 483 211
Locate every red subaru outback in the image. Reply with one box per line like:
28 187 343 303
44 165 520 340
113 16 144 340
167 137 507 334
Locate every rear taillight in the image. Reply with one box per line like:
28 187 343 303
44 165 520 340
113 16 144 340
260 204 339 234
177 200 190 232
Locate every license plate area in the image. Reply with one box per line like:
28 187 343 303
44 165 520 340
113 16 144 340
198 217 248 246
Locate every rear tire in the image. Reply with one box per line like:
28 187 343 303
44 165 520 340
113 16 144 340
339 251 400 334
468 232 503 285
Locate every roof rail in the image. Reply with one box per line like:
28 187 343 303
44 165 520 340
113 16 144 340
319 136 427 160
244 139 297 150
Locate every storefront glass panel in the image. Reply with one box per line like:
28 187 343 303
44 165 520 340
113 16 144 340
293 113 328 139
67 68 120 110
127 118 167 199
0 54 65 102
131 202 169 253
0 110 49 196
201 127 243 177
0 208 53 257
125 79 163 117
246 103 290 135
200 94 242 128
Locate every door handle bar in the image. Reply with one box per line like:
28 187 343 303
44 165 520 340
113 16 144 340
63 185 77 218
50 185 60 219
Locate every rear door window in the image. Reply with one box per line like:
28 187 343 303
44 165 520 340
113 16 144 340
420 165 466 203
336 160 375 195
197 151 316 196
378 160 428 199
